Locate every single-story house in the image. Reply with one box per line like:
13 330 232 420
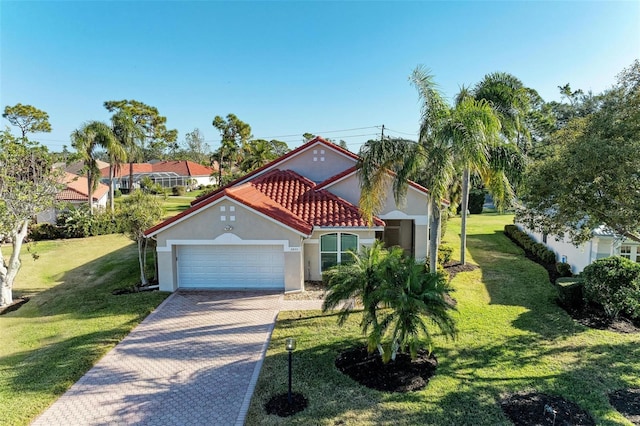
37 172 109 224
145 136 441 293
100 160 217 191
516 223 640 273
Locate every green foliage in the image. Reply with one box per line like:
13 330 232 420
114 188 122 198
556 262 573 277
438 245 454 264
28 223 62 241
503 224 557 266
555 277 584 309
2 103 52 138
322 240 456 361
35 206 127 239
582 256 640 319
172 185 186 196
104 99 178 161
520 60 640 243
468 188 485 214
140 176 164 195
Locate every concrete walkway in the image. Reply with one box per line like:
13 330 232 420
31 290 309 426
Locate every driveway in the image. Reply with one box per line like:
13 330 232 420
32 290 284 426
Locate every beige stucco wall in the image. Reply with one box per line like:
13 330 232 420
276 143 357 183
303 228 378 282
153 198 305 292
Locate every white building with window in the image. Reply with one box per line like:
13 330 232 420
516 223 640 274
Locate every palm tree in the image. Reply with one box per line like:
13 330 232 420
359 66 454 273
446 96 501 264
108 111 135 211
323 241 457 362
71 121 117 213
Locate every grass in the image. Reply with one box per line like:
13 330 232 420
246 213 640 425
0 234 169 426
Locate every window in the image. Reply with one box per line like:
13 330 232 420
320 233 358 271
621 245 632 259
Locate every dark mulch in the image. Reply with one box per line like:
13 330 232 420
265 392 308 417
0 297 29 315
609 388 640 425
500 392 595 426
444 261 479 279
560 301 640 333
335 346 437 392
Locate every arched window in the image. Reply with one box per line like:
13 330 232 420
320 233 358 271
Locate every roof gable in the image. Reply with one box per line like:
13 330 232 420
60 172 109 201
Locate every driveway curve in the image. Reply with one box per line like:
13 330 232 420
32 291 283 426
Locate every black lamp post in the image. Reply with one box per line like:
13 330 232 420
285 337 296 404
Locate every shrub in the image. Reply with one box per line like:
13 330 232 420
28 223 62 241
438 245 454 264
556 262 573 277
113 189 122 198
556 277 583 309
172 185 186 196
582 256 640 319
468 189 486 214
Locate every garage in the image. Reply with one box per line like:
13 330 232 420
177 245 285 289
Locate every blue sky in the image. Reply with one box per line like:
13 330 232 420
1 1 638 154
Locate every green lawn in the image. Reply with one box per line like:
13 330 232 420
0 235 169 426
247 213 640 425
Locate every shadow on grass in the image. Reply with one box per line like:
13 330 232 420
466 230 583 338
248 311 640 425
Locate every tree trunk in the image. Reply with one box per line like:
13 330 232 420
0 220 29 306
87 169 94 214
460 168 470 265
137 237 148 286
109 164 115 213
129 162 134 193
428 196 440 273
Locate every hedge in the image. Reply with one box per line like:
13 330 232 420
556 277 583 309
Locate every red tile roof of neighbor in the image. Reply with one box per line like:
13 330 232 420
145 169 384 236
100 161 215 178
59 172 109 202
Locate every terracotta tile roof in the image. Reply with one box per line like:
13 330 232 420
100 161 215 178
150 161 215 176
145 169 384 237
251 169 385 227
58 172 109 202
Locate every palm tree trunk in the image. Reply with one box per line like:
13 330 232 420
138 238 148 286
128 162 134 193
429 196 440 272
87 169 94 214
109 164 115 213
460 168 470 265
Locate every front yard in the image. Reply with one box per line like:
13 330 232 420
247 214 640 425
0 235 169 426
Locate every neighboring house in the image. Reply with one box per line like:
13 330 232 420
516 223 640 274
100 160 217 191
145 137 440 293
37 172 109 224
65 159 110 176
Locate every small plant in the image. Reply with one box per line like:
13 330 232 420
556 262 573 277
172 185 186 196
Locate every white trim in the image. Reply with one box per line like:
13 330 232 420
146 195 309 238
379 210 428 226
315 226 385 231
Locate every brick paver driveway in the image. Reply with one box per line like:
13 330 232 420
32 291 282 426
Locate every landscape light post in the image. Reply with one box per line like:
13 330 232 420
285 338 296 404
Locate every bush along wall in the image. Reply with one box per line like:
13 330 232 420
556 277 584 310
582 256 640 320
503 224 570 283
29 206 128 240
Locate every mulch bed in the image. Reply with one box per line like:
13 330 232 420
0 297 29 315
609 388 640 425
265 392 308 417
500 392 595 425
335 346 438 392
444 261 479 280
560 302 640 333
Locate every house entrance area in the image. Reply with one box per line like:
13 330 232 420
176 245 285 289
377 219 415 257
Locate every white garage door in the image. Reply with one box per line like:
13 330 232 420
177 245 284 289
